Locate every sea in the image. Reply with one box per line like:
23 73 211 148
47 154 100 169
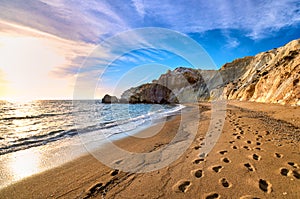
0 100 183 188
0 100 183 155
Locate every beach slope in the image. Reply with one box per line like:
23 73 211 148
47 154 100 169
0 101 299 199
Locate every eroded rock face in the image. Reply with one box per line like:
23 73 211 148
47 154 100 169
121 83 178 104
222 39 300 105
102 94 119 103
118 39 300 105
120 67 216 104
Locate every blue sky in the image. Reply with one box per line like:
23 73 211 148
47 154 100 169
0 0 299 99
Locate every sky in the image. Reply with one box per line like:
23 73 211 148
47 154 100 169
0 0 299 100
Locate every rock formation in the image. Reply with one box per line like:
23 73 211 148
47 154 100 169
115 39 300 105
102 94 119 103
120 83 177 104
120 68 210 104
221 39 300 105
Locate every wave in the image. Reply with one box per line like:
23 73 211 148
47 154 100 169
0 129 78 155
0 113 69 121
0 104 184 155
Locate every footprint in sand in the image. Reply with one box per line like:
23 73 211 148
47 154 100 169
252 154 261 161
244 163 255 172
212 166 223 173
205 193 220 199
256 142 261 146
236 135 242 140
193 158 205 164
110 169 119 176
293 170 300 179
259 179 272 193
243 146 250 150
222 157 230 163
194 146 201 150
199 152 207 158
219 178 231 188
113 159 123 165
274 153 283 158
246 140 252 144
232 146 238 150
173 180 191 193
219 150 228 155
254 147 261 151
288 162 299 169
86 182 104 197
280 168 289 176
229 140 235 144
192 169 203 178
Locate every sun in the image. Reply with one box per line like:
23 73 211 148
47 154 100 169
0 35 66 100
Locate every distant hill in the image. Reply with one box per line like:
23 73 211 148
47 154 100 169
118 39 300 106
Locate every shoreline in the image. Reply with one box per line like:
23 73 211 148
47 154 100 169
1 101 299 198
0 103 186 189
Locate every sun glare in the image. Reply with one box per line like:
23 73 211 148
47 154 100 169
0 35 67 100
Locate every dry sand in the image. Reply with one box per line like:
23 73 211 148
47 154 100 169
0 101 299 199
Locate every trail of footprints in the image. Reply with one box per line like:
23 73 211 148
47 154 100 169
173 110 299 198
83 109 298 198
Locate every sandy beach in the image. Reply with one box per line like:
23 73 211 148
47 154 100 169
0 101 299 199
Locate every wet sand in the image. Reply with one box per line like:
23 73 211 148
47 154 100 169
0 101 299 198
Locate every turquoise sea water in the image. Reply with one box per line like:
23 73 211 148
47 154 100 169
0 100 183 155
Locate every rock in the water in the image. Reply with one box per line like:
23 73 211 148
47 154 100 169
102 94 119 103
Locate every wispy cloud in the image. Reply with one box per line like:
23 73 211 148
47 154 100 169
0 0 129 43
225 39 240 49
137 0 300 40
132 0 146 18
1 0 299 42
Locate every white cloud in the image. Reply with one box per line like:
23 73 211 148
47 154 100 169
0 0 129 43
0 0 299 43
132 0 146 18
225 39 240 49
138 0 300 40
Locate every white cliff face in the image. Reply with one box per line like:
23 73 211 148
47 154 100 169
120 39 300 105
223 39 300 105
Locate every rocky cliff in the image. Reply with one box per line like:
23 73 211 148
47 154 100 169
119 39 300 106
222 39 300 105
120 67 217 104
102 94 119 103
